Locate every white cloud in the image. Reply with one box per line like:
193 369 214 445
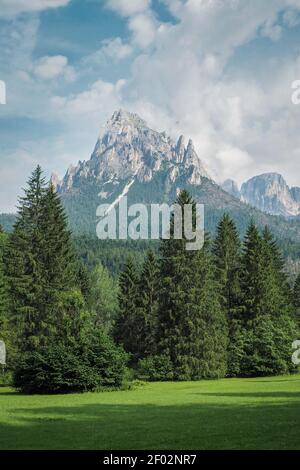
129 13 157 49
0 149 38 212
104 0 300 186
160 0 184 18
98 37 133 62
261 19 282 41
33 55 76 81
0 0 71 17
105 0 151 17
283 9 300 26
33 0 300 187
81 38 132 71
105 0 157 50
215 147 254 183
4 0 300 214
51 79 124 118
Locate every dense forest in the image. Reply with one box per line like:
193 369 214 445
0 167 299 393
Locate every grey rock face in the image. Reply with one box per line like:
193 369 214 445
221 179 241 199
50 172 60 190
241 173 300 217
57 109 210 194
291 187 300 204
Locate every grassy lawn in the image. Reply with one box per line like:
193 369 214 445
0 375 300 450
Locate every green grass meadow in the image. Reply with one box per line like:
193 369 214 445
0 375 300 450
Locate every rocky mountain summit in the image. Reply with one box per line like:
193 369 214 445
240 173 300 217
220 179 241 199
220 173 300 218
54 109 210 195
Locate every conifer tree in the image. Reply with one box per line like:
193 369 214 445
240 222 265 321
294 273 300 308
113 257 141 362
263 226 291 299
5 168 80 351
77 262 92 303
212 214 245 377
241 223 292 320
238 222 297 376
0 229 6 329
213 214 242 315
0 251 8 341
262 226 284 269
89 263 119 332
5 166 48 349
293 273 300 327
137 250 160 357
39 184 77 290
158 190 228 380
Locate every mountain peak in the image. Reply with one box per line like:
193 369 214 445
57 109 211 195
241 172 300 217
109 109 147 128
187 138 194 149
50 172 60 190
247 172 286 184
221 179 240 199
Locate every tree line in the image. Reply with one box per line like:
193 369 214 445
0 168 299 392
113 191 300 380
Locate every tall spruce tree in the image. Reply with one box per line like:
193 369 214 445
113 257 141 363
239 222 297 376
241 223 292 320
137 250 160 357
38 183 85 342
213 213 241 316
0 248 8 341
263 226 291 299
5 167 81 351
293 273 300 326
240 222 265 321
212 214 243 377
39 184 77 290
89 263 119 332
158 190 228 380
5 166 48 348
77 262 92 304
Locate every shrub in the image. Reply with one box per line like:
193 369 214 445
13 332 128 394
80 330 129 388
239 315 297 378
137 355 173 381
14 344 95 394
0 369 13 387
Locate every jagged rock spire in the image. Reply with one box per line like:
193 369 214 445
58 109 211 194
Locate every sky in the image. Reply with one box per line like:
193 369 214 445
1 0 300 211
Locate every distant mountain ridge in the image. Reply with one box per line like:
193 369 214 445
221 173 300 218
